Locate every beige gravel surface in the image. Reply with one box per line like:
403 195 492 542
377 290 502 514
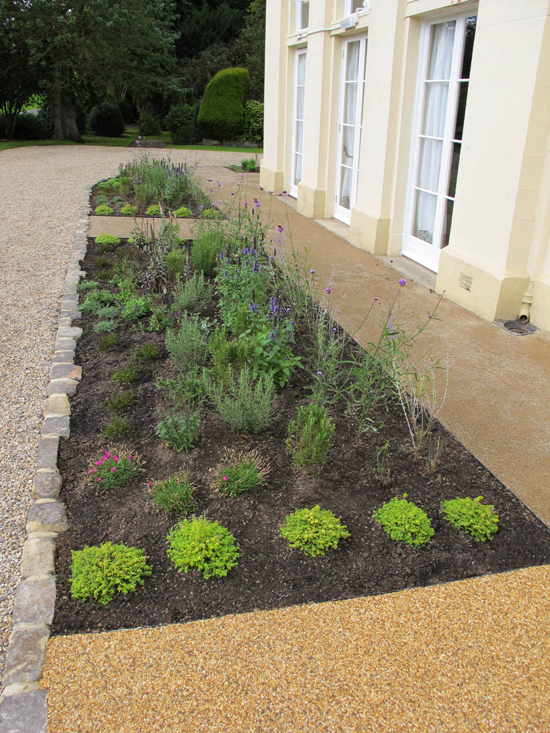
42 565 550 732
0 146 248 691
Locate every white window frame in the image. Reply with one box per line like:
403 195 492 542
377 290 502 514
403 8 476 272
296 0 309 32
290 48 307 198
345 0 369 16
334 34 368 225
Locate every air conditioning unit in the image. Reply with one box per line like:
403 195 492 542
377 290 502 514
340 15 357 29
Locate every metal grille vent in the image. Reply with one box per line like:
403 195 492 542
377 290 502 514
459 273 473 292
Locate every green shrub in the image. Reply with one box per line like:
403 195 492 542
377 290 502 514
112 363 140 384
241 157 259 172
156 370 205 408
99 334 119 352
94 256 111 269
112 196 126 204
105 391 133 414
151 472 196 515
286 403 335 469
95 205 114 215
174 206 193 218
98 181 110 194
156 409 200 452
212 449 270 498
165 315 208 370
86 448 141 490
93 320 118 333
89 102 125 137
441 496 499 542
97 268 114 281
205 367 275 434
280 506 350 557
95 195 111 206
95 233 121 246
79 289 115 314
191 230 224 276
208 328 253 384
8 111 50 140
146 204 161 216
98 243 112 255
77 280 98 292
134 344 161 361
104 415 132 438
107 178 120 190
198 67 250 141
119 176 131 195
96 305 120 320
70 542 151 605
120 295 153 321
148 305 173 332
373 495 434 548
121 204 138 216
165 249 188 281
201 208 222 220
164 104 194 145
174 273 212 313
138 111 161 136
242 100 263 145
167 517 240 579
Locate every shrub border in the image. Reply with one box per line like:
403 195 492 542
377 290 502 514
0 181 97 731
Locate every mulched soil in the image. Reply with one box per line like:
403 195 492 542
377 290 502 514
90 181 219 219
52 236 550 636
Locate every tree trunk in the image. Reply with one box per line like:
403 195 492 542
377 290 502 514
52 84 82 142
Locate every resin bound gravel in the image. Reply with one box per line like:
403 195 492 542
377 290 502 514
42 565 550 732
0 145 247 691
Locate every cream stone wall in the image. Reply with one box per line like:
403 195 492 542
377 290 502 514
261 0 550 331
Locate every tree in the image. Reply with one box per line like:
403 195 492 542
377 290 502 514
232 0 265 101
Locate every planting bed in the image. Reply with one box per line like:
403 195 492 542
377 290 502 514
52 234 550 636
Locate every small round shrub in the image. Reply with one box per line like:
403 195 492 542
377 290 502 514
280 506 350 557
99 334 119 352
286 403 335 469
151 473 196 515
89 102 125 137
121 204 138 216
164 103 194 145
105 391 133 414
156 409 200 452
70 542 151 605
95 205 114 216
104 415 132 438
112 363 140 384
94 256 111 269
107 178 120 190
373 495 434 548
174 206 192 218
112 195 127 204
201 208 222 220
134 344 160 361
96 305 120 320
93 320 118 333
86 447 142 490
191 230 225 276
138 111 161 136
167 517 240 578
77 280 98 292
95 195 111 206
441 496 499 542
145 204 161 216
165 249 188 280
212 449 270 498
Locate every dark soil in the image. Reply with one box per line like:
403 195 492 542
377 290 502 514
53 237 550 636
90 181 219 219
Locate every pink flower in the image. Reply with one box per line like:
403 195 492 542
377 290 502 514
105 452 110 458
93 468 97 473
234 460 237 467
88 470 93 474
97 478 102 482
223 476 228 481
95 461 101 466
111 467 116 472
148 482 152 486
114 456 118 461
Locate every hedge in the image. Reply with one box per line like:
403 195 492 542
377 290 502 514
198 67 250 142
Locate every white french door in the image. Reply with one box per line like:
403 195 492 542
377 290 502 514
335 35 368 224
404 13 477 271
290 49 307 198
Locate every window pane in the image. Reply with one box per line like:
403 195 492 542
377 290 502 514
422 82 449 138
300 1 309 30
460 17 477 79
341 125 355 166
350 1 364 12
447 142 461 198
413 190 437 244
441 198 454 248
417 138 442 193
346 41 360 82
453 81 468 140
427 21 455 80
297 53 306 85
296 87 305 120
340 166 352 209
295 120 304 155
344 82 357 124
295 153 302 184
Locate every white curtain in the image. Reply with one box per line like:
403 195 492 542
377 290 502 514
414 22 455 243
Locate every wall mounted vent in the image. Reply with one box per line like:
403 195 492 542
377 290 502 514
459 273 473 292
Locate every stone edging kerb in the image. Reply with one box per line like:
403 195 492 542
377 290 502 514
0 183 94 733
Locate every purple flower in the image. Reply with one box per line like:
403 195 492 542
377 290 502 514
270 332 275 339
375 297 379 301
399 278 407 286
277 225 284 233
310 269 316 274
317 371 323 376
206 178 212 182
326 288 332 294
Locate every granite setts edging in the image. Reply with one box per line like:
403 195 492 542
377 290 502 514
0 183 94 733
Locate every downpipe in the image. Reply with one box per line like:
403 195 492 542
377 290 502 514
518 282 534 323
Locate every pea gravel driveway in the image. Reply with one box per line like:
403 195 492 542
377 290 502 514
0 145 247 690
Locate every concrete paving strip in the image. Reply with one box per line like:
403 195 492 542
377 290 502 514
41 565 550 732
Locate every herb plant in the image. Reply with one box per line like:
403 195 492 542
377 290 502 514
99 334 119 351
173 273 212 313
95 205 114 215
191 230 224 276
70 542 152 605
205 367 275 434
441 496 499 542
151 472 196 514
148 305 173 332
104 415 132 438
105 391 133 414
286 403 335 469
165 315 208 370
156 409 200 451
212 449 270 497
280 506 350 557
146 204 161 216
373 495 434 547
167 517 240 579
86 448 141 490
174 206 192 218
112 363 140 383
93 320 118 333
95 233 120 246
120 204 138 216
134 344 160 361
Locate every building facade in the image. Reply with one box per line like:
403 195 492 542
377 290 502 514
260 0 550 331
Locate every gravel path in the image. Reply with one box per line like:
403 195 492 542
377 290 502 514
42 565 550 732
0 145 247 689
